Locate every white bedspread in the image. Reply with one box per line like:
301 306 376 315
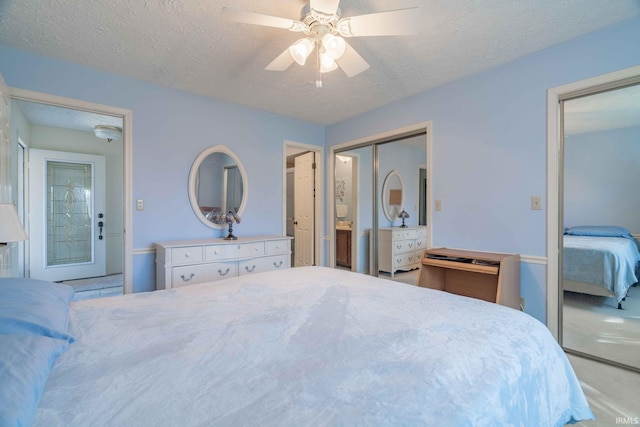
34 267 592 426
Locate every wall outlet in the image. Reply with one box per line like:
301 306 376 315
435 199 442 211
136 199 144 210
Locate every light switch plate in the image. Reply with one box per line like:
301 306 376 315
531 196 542 210
136 199 144 210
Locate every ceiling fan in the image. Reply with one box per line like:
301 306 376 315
222 0 419 87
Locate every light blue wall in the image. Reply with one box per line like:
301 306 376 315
0 46 325 292
564 125 640 232
326 16 640 323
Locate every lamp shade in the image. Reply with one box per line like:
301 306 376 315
0 203 28 243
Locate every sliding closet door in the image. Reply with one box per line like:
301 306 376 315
561 82 640 371
334 133 427 279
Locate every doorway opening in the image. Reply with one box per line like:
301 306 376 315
284 141 323 267
10 88 133 298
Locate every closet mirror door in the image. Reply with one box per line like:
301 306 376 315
334 133 427 281
561 82 640 371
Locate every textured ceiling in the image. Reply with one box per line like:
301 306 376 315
1 0 639 125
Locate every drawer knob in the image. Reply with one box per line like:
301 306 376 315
408 243 413 248
184 253 190 258
180 273 195 282
218 268 230 276
396 244 401 249
273 261 283 268
245 265 256 272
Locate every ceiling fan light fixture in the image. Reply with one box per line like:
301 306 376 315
322 33 345 59
289 38 314 65
319 52 338 73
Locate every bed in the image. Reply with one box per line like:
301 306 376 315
1 267 593 426
563 226 640 308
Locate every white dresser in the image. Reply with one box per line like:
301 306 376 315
378 226 427 277
155 236 292 290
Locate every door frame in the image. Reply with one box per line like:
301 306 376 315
10 87 133 294
546 64 640 341
282 140 323 267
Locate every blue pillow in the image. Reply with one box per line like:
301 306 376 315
0 278 75 342
565 225 633 239
0 334 70 427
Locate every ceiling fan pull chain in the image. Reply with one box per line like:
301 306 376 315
315 42 323 88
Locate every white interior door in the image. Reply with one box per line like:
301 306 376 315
29 149 106 281
294 151 315 267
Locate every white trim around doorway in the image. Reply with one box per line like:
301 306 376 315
9 87 134 294
283 140 324 267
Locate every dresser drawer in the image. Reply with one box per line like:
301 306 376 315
171 246 204 265
391 230 404 240
402 229 424 240
238 254 289 276
205 242 264 261
393 240 418 255
393 252 419 268
265 239 289 255
171 262 237 287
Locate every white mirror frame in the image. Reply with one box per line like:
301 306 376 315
188 144 248 229
381 170 404 222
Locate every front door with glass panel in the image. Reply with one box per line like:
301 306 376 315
29 149 106 282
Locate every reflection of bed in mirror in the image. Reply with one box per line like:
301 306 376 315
563 226 640 309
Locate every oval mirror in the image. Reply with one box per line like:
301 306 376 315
381 170 404 222
188 145 248 229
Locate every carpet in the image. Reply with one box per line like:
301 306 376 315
563 285 640 369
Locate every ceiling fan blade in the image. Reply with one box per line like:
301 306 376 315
222 8 306 32
335 42 370 78
310 0 341 17
265 48 295 71
337 8 420 37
